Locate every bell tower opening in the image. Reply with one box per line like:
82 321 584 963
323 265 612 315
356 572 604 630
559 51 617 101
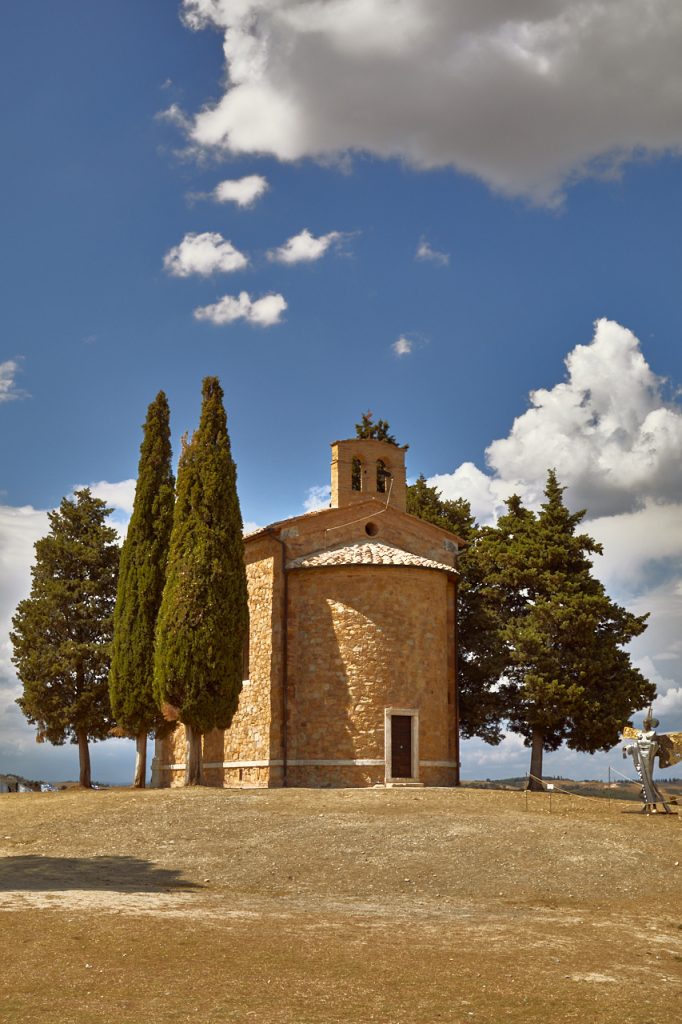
330 438 408 511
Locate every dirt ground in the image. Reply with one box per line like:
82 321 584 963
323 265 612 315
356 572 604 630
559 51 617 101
0 786 680 1024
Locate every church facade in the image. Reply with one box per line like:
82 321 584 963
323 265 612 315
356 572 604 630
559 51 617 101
152 437 462 788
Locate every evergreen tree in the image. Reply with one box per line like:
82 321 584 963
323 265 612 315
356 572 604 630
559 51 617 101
407 474 473 537
109 392 175 787
355 411 398 445
480 471 655 788
11 490 119 788
153 377 248 785
407 475 507 744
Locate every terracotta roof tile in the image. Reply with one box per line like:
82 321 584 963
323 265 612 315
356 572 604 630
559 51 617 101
287 539 456 574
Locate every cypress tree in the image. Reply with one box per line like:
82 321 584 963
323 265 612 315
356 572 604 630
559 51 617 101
153 377 248 785
109 392 175 787
480 471 655 788
11 490 119 787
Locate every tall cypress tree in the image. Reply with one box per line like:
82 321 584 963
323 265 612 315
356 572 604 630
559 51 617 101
11 490 119 788
109 392 174 787
153 377 248 785
479 471 655 788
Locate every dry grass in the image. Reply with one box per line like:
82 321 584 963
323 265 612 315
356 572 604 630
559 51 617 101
1 786 680 1023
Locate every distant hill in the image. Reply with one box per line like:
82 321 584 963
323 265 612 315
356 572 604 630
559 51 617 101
463 777 682 802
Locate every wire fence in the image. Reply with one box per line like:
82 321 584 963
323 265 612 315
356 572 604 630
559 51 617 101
520 769 679 816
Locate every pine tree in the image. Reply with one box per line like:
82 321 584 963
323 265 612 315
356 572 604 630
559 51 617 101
481 471 655 788
407 475 507 744
354 411 398 445
109 392 175 787
153 377 248 785
407 474 473 537
11 490 119 788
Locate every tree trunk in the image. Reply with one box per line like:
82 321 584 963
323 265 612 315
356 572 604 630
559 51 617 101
77 729 92 788
185 725 203 786
527 727 545 791
134 732 147 788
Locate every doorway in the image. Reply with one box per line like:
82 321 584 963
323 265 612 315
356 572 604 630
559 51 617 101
384 708 419 782
391 715 413 778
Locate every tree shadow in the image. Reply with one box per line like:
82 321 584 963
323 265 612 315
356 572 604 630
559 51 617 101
0 855 202 893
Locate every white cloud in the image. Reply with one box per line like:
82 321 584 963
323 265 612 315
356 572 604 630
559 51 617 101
194 291 287 327
267 228 344 264
487 321 682 516
462 730 528 768
76 479 137 517
304 485 331 512
654 686 682 719
628 654 682 730
156 102 192 132
434 320 682 521
214 174 268 207
179 0 682 203
0 505 50 682
416 238 449 266
429 462 514 526
163 232 248 277
627 580 682 724
0 360 28 403
585 503 682 593
392 337 413 358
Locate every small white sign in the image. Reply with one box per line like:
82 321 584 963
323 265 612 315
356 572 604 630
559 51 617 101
546 784 555 791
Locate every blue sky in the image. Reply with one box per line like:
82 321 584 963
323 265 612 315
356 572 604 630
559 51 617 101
1 0 681 784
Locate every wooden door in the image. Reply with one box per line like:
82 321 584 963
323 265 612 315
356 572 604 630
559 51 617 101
391 715 413 778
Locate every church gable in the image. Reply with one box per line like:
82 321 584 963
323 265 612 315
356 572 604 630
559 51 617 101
247 501 462 571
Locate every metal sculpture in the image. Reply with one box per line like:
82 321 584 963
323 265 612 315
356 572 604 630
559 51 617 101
622 711 682 814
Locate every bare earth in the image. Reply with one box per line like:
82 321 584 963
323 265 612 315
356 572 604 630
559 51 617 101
1 786 680 1024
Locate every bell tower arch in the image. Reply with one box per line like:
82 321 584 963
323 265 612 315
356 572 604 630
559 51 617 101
330 438 408 511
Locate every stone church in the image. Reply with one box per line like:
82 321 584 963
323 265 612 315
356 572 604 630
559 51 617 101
152 436 463 788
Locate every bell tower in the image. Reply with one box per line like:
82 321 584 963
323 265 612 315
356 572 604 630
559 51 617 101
330 438 408 512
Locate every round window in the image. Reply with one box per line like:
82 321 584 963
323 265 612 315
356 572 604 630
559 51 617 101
365 522 379 537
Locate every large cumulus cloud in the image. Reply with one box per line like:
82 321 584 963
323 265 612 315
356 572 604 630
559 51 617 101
432 319 682 523
179 0 682 202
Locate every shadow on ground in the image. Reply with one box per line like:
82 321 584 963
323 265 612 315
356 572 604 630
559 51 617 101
0 856 202 893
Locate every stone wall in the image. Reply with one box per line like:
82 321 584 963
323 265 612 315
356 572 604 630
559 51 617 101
285 565 457 787
285 764 384 788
